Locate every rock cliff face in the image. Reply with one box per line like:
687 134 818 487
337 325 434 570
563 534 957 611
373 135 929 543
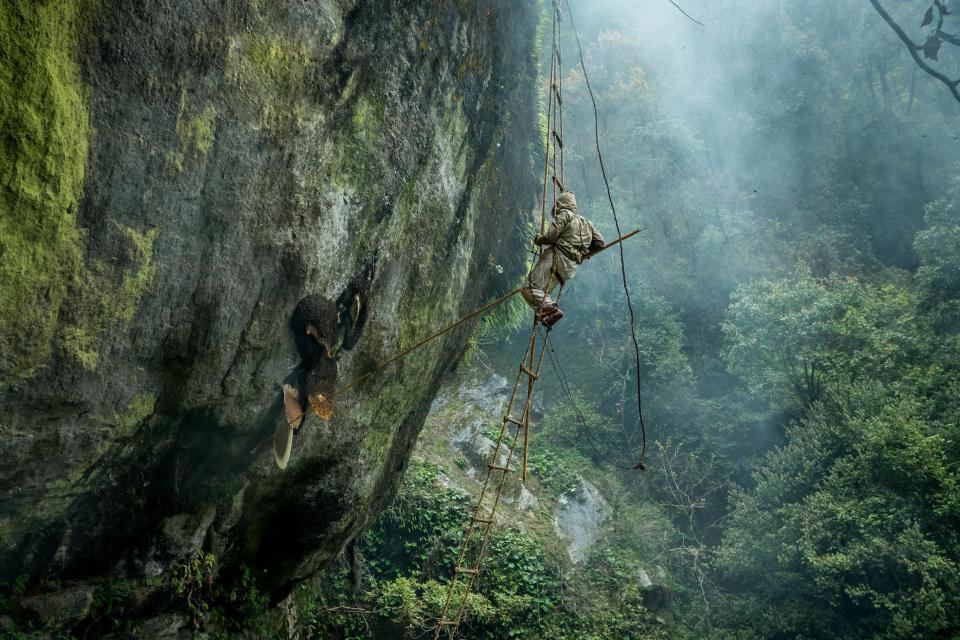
0 0 539 603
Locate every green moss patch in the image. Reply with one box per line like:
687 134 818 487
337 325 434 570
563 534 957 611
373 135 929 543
62 225 158 369
0 0 92 385
115 392 157 431
226 33 315 136
0 2 161 384
167 89 217 171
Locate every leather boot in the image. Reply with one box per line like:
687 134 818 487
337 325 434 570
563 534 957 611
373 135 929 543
542 307 564 329
536 304 557 324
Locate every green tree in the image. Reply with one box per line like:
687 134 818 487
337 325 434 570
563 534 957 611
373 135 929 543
914 175 960 308
714 382 960 639
722 271 932 410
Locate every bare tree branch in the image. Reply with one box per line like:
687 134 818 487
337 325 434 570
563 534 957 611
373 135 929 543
867 0 960 104
666 0 704 26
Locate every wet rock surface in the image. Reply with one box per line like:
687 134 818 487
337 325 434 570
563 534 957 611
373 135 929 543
423 369 612 561
16 584 96 630
0 0 539 615
554 480 612 564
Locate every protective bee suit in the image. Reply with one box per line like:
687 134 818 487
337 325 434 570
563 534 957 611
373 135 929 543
521 191 604 327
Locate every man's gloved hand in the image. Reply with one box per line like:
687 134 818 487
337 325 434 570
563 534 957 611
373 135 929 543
534 234 548 245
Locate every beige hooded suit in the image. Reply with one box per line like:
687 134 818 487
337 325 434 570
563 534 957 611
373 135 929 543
522 191 604 311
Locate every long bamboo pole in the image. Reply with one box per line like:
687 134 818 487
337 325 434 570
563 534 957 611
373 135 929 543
331 228 644 398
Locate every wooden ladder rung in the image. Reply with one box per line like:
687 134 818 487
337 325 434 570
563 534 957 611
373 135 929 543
455 567 479 575
552 130 563 149
438 619 458 625
471 515 493 524
489 463 511 472
520 364 539 380
552 174 564 191
504 414 523 427
552 82 563 104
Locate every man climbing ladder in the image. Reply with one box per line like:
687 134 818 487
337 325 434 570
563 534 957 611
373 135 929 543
433 0 649 634
522 190 604 328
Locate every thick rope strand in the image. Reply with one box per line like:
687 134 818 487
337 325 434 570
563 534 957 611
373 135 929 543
564 0 647 466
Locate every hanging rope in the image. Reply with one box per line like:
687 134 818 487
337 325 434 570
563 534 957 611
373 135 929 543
541 326 645 470
428 2 655 634
563 0 648 468
323 3 649 475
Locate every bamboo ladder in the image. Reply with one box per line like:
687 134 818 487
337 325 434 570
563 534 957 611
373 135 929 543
433 3 569 637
